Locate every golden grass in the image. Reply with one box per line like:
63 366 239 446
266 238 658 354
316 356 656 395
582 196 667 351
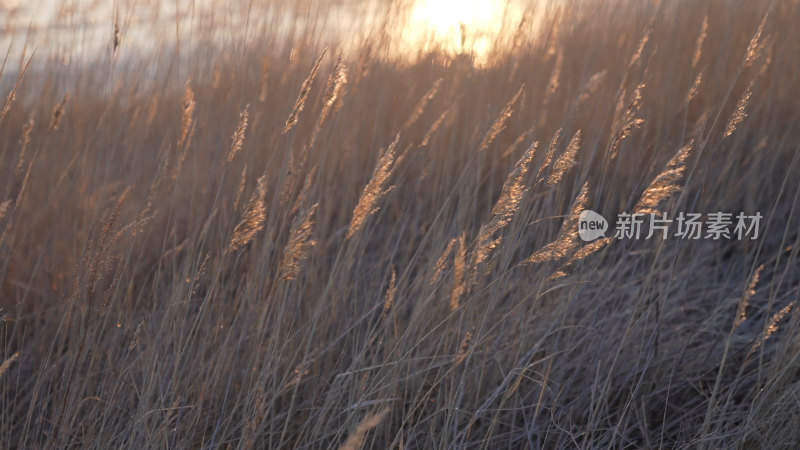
0 0 799 447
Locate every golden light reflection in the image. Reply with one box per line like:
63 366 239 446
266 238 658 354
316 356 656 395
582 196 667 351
401 0 524 64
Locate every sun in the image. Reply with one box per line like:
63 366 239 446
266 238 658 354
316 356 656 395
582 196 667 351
411 0 497 34
402 0 521 64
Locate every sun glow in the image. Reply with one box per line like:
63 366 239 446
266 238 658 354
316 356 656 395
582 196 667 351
401 0 522 64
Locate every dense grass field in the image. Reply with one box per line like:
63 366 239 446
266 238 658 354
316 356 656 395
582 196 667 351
1 0 800 447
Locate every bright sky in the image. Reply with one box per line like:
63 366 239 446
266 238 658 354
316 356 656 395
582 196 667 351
403 0 525 64
0 0 529 67
412 0 500 29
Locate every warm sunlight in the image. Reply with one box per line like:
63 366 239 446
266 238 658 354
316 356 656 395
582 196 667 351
411 0 497 32
3 0 795 447
401 0 523 64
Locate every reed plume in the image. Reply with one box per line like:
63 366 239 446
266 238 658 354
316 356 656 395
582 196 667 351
693 16 708 68
309 57 348 148
345 134 399 240
178 80 195 149
628 28 651 69
576 70 607 105
633 142 692 215
283 49 327 135
686 72 703 104
454 331 473 365
420 108 450 148
547 130 581 186
402 78 442 132
0 200 10 222
563 236 612 269
536 129 561 182
724 79 755 138
128 321 142 352
319 57 348 126
430 236 458 286
382 267 397 316
338 408 391 450
279 203 318 280
0 91 15 126
547 236 614 280
745 301 794 362
527 181 589 264
15 115 33 176
477 85 525 153
86 185 134 301
0 53 33 125
744 14 768 67
608 83 645 160
546 50 563 96
0 352 19 381
49 93 69 130
450 233 467 312
493 141 538 220
735 264 764 329
227 104 250 163
227 175 267 253
472 140 538 280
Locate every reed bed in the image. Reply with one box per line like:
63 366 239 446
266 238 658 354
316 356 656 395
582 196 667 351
0 0 799 447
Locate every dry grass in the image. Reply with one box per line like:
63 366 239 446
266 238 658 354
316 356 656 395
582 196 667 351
1 0 800 448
